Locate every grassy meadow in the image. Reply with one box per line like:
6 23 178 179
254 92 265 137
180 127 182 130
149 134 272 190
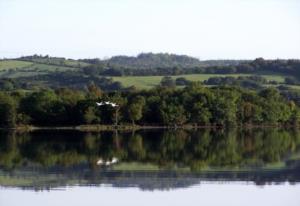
0 60 33 70
113 74 287 89
0 60 78 78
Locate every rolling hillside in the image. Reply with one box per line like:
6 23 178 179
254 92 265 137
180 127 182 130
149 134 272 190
0 54 299 91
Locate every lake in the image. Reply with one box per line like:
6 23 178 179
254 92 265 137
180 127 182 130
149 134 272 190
0 128 300 206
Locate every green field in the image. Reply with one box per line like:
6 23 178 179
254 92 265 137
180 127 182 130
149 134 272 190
113 74 287 89
289 85 300 90
0 60 33 70
27 58 90 68
0 60 79 78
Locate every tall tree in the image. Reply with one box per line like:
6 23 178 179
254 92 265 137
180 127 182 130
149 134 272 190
0 93 16 127
128 96 146 125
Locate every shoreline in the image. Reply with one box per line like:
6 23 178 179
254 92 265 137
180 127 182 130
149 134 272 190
0 123 299 132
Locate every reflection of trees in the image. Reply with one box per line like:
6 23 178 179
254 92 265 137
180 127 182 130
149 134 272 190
0 129 300 171
159 130 188 164
128 134 145 160
0 131 31 169
208 129 241 167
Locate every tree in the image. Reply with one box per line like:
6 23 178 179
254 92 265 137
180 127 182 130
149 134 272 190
0 93 16 127
86 82 103 99
160 76 175 88
159 102 187 126
175 77 190 86
128 96 146 125
190 102 211 125
83 106 101 124
211 89 240 125
20 90 66 125
76 99 101 124
285 77 299 85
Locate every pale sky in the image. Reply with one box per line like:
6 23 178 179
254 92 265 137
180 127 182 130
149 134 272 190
0 0 299 59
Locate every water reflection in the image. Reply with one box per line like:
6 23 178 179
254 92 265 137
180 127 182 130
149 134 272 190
0 128 300 190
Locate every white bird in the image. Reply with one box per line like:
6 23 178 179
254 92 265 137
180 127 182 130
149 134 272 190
96 101 118 107
96 102 104 106
110 103 118 107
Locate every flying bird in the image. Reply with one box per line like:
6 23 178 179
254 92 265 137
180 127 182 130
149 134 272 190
96 101 118 107
96 102 104 106
110 103 118 107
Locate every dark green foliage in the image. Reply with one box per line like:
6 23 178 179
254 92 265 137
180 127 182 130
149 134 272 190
78 56 300 78
159 102 187 126
102 53 202 69
127 96 146 125
204 76 268 89
0 79 27 91
175 77 191 86
75 99 102 124
160 76 175 88
0 92 17 127
15 72 123 91
0 85 298 127
20 90 67 125
82 64 106 76
285 77 299 85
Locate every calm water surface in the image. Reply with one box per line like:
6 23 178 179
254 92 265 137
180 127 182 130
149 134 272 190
0 129 300 205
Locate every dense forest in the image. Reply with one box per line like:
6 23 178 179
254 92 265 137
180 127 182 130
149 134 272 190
0 84 299 128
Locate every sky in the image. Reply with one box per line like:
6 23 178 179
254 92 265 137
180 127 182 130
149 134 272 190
0 0 300 60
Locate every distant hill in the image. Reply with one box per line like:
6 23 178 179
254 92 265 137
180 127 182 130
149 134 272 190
0 53 300 92
1 53 246 70
104 53 202 69
80 53 245 69
18 55 90 68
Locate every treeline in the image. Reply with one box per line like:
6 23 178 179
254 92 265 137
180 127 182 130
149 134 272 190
0 73 123 91
81 58 300 78
203 76 278 90
17 54 88 68
0 84 299 127
16 53 240 71
160 75 275 89
80 52 228 69
9 54 300 78
160 76 300 105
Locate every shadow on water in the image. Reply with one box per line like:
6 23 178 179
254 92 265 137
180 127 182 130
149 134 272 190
0 128 300 191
